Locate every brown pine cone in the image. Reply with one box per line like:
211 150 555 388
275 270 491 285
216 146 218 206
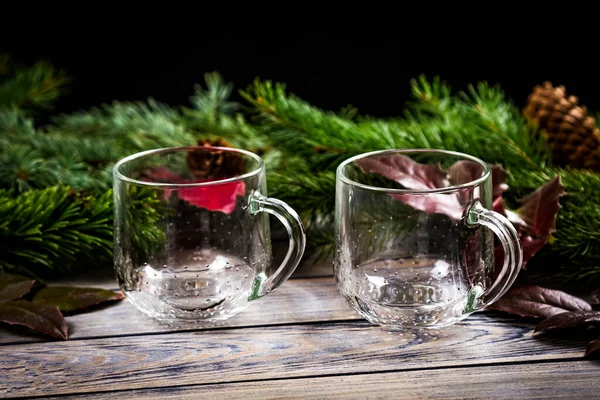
186 137 247 179
523 82 600 170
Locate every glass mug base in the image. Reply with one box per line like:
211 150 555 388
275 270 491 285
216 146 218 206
122 248 261 321
337 256 480 330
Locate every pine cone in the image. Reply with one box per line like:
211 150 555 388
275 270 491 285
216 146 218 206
523 82 600 170
186 138 247 179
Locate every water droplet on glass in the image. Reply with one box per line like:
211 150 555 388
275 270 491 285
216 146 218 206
383 279 388 284
235 267 239 271
373 268 378 272
205 299 211 303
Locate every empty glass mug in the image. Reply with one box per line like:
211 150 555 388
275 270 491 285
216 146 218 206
113 146 306 321
334 149 522 329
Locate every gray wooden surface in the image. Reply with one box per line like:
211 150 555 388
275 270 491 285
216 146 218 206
0 262 598 399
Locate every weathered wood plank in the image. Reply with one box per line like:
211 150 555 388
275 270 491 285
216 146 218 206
0 277 359 344
41 360 600 400
0 316 590 398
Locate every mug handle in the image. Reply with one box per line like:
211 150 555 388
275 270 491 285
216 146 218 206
465 201 523 312
247 192 306 300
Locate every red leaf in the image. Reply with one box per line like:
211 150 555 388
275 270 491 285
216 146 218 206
535 311 600 333
357 153 450 190
520 236 548 270
357 154 464 220
0 300 68 340
514 176 565 236
586 337 600 358
447 160 485 187
488 286 592 319
145 167 246 214
0 273 35 303
490 165 509 200
591 290 600 306
172 182 245 215
447 161 508 200
31 286 125 315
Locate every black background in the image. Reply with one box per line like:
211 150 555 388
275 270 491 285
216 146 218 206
4 33 600 118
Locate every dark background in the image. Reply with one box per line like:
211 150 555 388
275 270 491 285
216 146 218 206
4 34 600 118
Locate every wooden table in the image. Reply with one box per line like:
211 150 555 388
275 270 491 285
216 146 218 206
1 260 598 399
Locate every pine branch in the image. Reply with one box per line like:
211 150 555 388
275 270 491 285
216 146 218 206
238 75 600 283
0 55 69 111
51 98 196 151
0 187 113 276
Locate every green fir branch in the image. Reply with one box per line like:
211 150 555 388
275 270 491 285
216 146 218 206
0 56 69 111
0 187 113 276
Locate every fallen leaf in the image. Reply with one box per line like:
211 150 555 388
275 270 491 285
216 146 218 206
586 337 600 358
0 300 68 340
591 290 600 306
31 286 125 314
514 176 565 236
488 286 592 319
535 311 600 333
0 273 35 303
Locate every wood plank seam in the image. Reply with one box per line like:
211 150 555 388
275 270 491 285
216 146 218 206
6 357 588 400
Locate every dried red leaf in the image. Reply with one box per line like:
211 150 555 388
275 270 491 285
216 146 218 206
144 166 246 214
31 286 125 315
489 285 592 319
357 153 450 190
0 300 68 340
447 161 508 200
490 165 509 200
535 311 600 333
520 236 548 270
173 182 245 215
514 176 565 236
0 273 35 303
447 160 485 187
586 337 600 358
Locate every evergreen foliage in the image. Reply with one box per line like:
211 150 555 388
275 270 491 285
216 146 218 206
0 54 598 286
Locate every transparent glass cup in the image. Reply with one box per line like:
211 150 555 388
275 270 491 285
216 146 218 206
113 146 306 322
334 149 522 329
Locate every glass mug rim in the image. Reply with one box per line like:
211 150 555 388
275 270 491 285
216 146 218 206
113 146 264 188
336 148 491 194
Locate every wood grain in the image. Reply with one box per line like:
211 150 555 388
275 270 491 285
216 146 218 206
41 360 600 400
0 277 360 344
0 316 589 398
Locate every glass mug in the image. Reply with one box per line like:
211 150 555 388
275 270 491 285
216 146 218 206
334 149 522 329
113 146 306 321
